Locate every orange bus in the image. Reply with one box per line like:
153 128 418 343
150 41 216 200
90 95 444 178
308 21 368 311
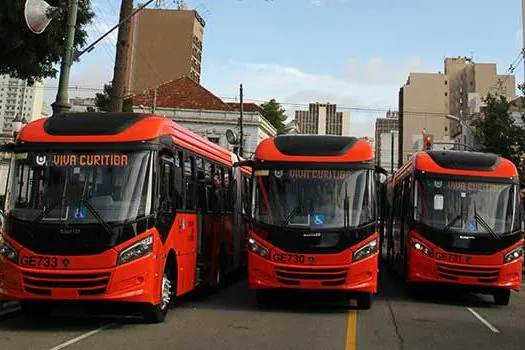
0 112 251 322
382 150 523 305
237 135 382 309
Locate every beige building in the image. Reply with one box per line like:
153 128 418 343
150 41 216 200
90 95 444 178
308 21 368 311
295 103 351 136
125 8 205 95
398 57 516 166
398 73 451 164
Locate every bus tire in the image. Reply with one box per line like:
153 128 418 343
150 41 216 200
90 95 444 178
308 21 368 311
255 290 273 306
493 289 511 306
356 293 372 310
20 300 53 321
143 264 172 323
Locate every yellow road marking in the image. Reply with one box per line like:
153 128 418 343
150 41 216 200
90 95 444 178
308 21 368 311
345 299 357 350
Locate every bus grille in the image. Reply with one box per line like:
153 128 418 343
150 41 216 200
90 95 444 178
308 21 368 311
436 262 500 283
22 271 110 296
275 266 348 286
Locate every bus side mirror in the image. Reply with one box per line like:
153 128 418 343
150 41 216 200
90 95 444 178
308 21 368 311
0 210 5 232
233 160 254 168
375 165 388 175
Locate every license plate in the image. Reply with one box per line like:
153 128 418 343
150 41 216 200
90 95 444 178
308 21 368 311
19 255 59 268
435 252 472 264
272 253 306 264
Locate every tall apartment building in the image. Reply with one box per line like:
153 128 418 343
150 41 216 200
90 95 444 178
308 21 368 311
398 57 515 167
125 8 205 95
0 74 44 138
295 103 351 136
374 110 398 171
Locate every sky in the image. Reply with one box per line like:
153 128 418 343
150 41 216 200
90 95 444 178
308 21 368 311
42 0 524 137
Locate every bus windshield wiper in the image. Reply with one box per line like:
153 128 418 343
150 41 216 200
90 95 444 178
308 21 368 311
443 214 462 233
78 180 113 236
474 203 500 241
280 204 302 227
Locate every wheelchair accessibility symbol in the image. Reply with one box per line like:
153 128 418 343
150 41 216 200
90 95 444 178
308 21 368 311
467 219 477 231
73 207 87 220
313 214 325 225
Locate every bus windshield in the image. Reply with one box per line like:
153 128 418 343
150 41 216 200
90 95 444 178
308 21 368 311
254 168 374 229
414 178 520 236
6 150 153 225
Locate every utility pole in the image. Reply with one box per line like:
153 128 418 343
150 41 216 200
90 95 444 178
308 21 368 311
239 84 244 157
152 88 157 114
109 0 134 112
51 0 79 116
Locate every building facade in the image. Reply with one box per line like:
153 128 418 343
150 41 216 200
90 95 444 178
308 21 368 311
374 110 398 170
398 57 515 166
131 76 277 157
125 8 205 95
0 74 44 140
295 103 350 136
70 97 98 112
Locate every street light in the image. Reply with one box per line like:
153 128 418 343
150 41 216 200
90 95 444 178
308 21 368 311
390 129 398 174
446 114 476 151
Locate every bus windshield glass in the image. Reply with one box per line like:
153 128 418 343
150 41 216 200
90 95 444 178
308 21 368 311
254 168 374 229
414 178 520 235
6 150 153 225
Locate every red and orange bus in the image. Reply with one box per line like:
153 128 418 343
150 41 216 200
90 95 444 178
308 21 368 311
0 112 250 322
382 150 523 305
237 135 383 309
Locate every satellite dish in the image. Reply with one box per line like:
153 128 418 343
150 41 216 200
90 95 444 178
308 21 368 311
24 0 62 34
226 129 238 145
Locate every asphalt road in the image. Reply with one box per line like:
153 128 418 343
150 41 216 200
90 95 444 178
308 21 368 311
1 268 524 350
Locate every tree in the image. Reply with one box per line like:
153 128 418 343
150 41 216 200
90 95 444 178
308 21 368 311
471 94 525 181
0 0 94 84
95 83 132 112
260 99 286 133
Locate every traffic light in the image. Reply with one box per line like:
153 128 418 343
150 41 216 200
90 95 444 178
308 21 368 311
423 134 433 151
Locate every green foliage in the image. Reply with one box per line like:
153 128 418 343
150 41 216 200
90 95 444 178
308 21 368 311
260 99 286 133
95 83 132 112
472 94 525 181
0 0 94 84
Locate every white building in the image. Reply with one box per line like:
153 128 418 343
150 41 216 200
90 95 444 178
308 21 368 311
0 74 44 137
70 97 98 112
131 77 277 157
380 132 398 173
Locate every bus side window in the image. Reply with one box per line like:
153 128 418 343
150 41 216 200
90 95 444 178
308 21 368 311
184 155 196 210
173 151 183 210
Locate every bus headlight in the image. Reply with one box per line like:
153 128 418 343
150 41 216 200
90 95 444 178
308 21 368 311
353 239 378 262
246 237 270 259
504 246 523 264
117 235 154 265
412 238 432 257
0 236 18 263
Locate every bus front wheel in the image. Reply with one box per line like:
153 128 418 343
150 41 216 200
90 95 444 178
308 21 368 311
143 265 173 323
356 293 372 310
493 289 511 306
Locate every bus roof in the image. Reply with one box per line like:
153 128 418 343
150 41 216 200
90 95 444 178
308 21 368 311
254 135 374 163
396 150 518 180
17 112 241 168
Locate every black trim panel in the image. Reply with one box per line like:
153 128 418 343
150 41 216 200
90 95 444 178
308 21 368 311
274 135 358 156
253 161 375 170
415 172 519 184
43 113 147 136
413 222 521 255
426 150 500 171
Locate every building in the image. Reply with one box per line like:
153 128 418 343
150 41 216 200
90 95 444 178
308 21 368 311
380 131 398 174
398 72 450 165
0 74 44 140
70 97 98 112
131 76 276 156
444 57 515 148
125 7 205 95
398 57 516 167
374 110 399 171
295 103 350 136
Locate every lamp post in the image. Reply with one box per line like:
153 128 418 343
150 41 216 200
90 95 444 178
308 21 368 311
390 129 398 174
446 114 476 151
